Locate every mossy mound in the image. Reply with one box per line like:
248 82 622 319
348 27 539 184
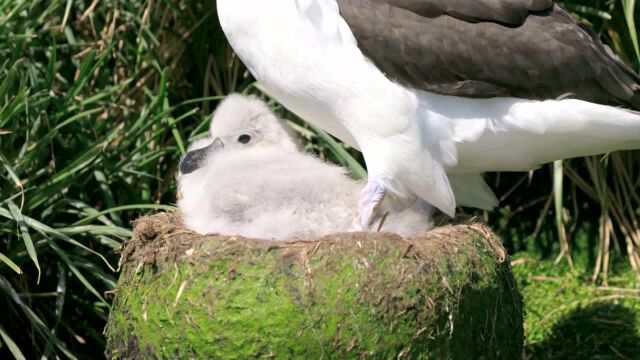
105 213 523 359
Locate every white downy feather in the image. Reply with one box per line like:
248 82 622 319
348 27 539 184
177 94 433 240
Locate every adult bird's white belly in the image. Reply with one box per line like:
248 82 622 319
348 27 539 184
421 92 640 173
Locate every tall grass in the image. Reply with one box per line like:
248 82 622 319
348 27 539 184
0 0 638 358
0 0 241 357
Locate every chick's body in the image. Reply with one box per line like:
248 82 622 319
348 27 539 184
178 94 432 240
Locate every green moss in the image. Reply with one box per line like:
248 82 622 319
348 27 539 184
513 254 640 359
106 213 524 359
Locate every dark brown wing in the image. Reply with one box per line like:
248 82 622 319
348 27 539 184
337 0 640 108
373 0 553 24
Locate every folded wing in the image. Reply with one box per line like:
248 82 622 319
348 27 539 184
337 0 640 107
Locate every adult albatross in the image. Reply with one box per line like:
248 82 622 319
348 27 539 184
216 0 640 230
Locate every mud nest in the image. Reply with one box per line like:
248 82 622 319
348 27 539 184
105 212 523 359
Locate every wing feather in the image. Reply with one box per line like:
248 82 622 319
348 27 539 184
373 0 553 24
337 0 640 108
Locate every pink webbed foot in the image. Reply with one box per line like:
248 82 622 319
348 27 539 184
350 180 388 232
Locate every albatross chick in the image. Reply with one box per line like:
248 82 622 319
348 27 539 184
178 94 432 240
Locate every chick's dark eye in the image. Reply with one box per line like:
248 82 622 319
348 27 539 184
237 134 252 144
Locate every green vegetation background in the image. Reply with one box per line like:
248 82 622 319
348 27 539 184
0 0 638 358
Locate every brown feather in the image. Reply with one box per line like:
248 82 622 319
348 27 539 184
338 0 640 108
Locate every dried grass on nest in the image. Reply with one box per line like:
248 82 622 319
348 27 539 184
120 211 508 270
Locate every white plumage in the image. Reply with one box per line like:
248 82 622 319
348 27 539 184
177 94 433 240
216 0 640 229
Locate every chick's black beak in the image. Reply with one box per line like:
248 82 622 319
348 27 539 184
179 138 224 174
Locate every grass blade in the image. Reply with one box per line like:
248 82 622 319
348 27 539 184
0 276 76 359
311 124 367 180
47 241 107 305
7 202 40 283
57 225 133 238
0 252 22 275
93 171 123 227
60 0 72 29
0 207 116 272
564 4 612 20
0 324 26 360
623 0 640 64
553 160 573 268
71 204 177 227
0 148 24 208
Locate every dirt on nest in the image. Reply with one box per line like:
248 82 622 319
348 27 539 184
120 211 507 271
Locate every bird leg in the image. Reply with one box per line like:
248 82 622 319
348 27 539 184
351 180 387 232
